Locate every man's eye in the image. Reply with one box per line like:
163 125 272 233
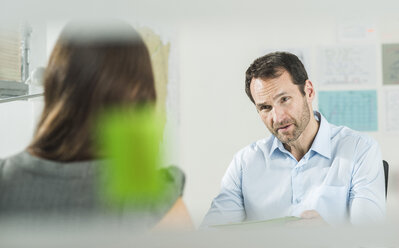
281 97 289 102
260 105 271 111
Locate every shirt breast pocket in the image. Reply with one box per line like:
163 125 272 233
311 185 349 225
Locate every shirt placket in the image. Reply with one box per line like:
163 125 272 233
291 158 307 205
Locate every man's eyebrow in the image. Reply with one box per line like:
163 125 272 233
255 92 289 108
273 92 288 101
256 102 268 108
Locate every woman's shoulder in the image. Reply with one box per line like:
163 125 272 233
0 151 29 177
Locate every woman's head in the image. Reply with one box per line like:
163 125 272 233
29 20 156 161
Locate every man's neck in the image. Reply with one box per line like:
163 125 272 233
283 115 320 162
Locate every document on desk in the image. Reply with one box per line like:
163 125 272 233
210 216 301 229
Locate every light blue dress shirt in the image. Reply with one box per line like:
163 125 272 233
202 112 386 227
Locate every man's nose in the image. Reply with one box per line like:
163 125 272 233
271 106 285 124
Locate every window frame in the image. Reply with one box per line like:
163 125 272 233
0 23 31 98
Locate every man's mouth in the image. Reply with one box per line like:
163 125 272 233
276 124 292 132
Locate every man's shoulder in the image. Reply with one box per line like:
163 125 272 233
233 136 274 160
330 123 378 148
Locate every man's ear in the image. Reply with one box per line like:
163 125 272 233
304 80 315 101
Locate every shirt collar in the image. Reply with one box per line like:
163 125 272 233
269 135 286 158
269 111 331 159
309 111 331 159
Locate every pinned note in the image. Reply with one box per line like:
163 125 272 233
382 43 399 85
317 45 377 85
385 89 399 131
318 90 378 131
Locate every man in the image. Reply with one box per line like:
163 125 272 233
201 52 385 227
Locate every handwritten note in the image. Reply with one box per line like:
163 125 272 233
317 45 376 85
337 22 377 42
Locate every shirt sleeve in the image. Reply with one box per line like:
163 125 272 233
200 155 246 228
349 139 386 225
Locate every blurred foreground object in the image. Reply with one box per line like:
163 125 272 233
0 19 190 230
97 105 170 207
96 105 192 230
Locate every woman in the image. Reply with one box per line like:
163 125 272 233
0 20 192 230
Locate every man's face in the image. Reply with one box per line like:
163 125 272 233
250 70 312 144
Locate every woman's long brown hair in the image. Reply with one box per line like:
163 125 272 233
28 21 156 162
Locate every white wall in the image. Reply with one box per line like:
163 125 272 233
0 102 35 156
1 0 399 228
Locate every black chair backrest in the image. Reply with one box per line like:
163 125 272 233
383 160 389 199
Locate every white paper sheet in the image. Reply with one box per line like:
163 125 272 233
317 45 377 85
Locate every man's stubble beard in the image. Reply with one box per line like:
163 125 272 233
272 99 311 144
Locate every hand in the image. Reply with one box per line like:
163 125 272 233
152 197 194 232
286 210 327 227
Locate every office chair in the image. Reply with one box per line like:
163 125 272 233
383 160 389 199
